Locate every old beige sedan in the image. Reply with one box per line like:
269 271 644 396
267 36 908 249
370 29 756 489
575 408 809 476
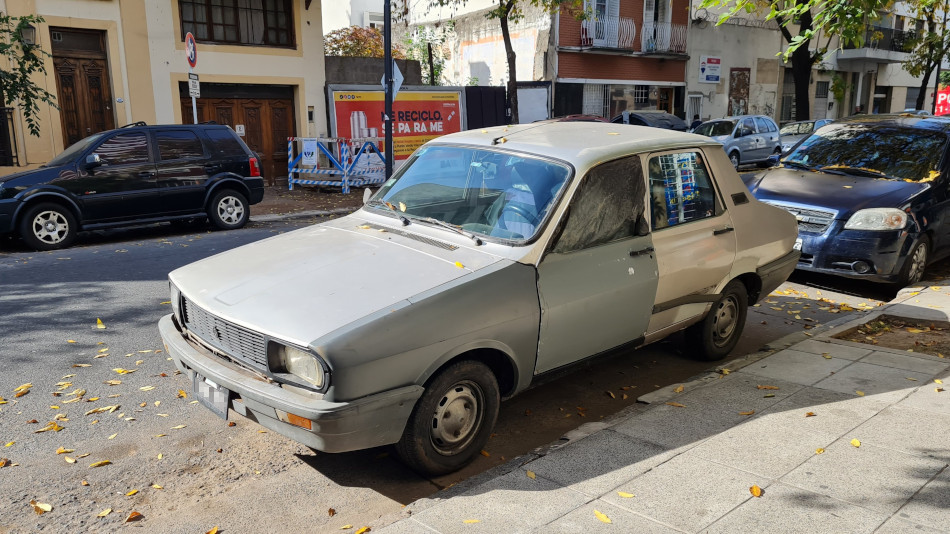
159 122 798 475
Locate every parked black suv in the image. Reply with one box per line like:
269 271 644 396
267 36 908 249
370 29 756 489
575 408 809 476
0 122 264 250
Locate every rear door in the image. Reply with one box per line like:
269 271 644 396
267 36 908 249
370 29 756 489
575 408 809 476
646 149 737 333
153 129 211 215
69 132 156 222
535 155 658 374
755 117 779 157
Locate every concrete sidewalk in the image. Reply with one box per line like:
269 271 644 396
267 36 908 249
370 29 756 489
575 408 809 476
378 284 950 534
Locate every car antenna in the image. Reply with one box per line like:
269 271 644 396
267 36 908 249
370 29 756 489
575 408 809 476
491 122 553 145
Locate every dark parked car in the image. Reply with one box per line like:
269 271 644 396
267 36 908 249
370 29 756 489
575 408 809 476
0 123 264 250
744 114 950 286
611 110 689 131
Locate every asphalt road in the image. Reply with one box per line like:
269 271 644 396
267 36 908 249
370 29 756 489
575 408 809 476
0 215 908 533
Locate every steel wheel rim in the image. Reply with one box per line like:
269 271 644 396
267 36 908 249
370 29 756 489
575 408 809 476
712 295 739 347
429 380 485 456
730 154 739 168
217 196 245 225
908 242 928 284
31 210 69 244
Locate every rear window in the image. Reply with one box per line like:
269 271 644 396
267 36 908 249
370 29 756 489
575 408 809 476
205 129 247 158
156 130 204 160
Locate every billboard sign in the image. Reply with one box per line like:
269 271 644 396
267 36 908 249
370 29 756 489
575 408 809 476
936 86 950 116
328 85 465 161
699 56 721 84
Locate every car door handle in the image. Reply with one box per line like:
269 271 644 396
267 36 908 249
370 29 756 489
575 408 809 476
138 171 155 178
630 247 655 257
204 164 220 173
713 227 735 235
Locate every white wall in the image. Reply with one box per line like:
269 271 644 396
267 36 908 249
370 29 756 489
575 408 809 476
322 0 383 33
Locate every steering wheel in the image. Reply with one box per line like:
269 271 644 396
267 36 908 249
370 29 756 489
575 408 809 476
498 203 537 229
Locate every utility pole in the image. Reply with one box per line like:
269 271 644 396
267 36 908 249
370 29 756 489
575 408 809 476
383 0 395 179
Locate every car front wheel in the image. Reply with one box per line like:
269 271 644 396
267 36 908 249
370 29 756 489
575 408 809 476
19 202 78 251
729 151 740 169
897 236 929 287
208 190 249 230
395 360 500 476
686 280 748 361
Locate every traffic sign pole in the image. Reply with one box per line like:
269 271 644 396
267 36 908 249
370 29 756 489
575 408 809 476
190 67 198 124
185 32 199 124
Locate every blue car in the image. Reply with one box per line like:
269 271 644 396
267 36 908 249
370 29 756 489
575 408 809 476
743 114 950 286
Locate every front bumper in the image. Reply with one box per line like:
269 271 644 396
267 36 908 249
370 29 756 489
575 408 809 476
0 198 17 234
795 223 913 283
158 314 423 453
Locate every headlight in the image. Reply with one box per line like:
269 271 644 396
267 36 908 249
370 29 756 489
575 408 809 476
844 208 908 231
269 343 326 389
169 282 181 321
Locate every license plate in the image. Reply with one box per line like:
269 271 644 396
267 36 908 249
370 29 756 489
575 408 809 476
194 373 230 420
794 238 803 251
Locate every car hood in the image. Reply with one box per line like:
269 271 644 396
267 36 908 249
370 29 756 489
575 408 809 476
780 134 807 147
745 166 927 218
170 215 506 346
0 165 62 185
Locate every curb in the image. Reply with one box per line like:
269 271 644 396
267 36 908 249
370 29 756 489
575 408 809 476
250 207 357 223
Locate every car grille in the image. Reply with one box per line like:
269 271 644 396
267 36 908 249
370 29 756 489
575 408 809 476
767 203 836 234
182 298 267 371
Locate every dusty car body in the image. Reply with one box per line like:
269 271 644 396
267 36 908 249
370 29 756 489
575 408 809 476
159 123 799 475
693 115 782 168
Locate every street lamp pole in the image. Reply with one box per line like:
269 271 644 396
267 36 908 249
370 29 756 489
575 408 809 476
383 0 394 179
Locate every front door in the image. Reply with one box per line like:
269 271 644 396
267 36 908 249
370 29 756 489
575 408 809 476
535 155 658 374
657 87 673 114
68 132 156 222
51 28 116 147
728 68 750 116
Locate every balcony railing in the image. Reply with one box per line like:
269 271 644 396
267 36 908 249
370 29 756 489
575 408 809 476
581 16 637 50
641 22 688 54
843 25 917 53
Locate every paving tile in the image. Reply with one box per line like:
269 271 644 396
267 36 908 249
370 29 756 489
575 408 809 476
874 517 948 534
752 386 889 442
893 466 950 531
688 415 831 478
781 438 946 514
896 376 950 415
408 468 589 534
812 362 933 403
703 482 886 534
533 500 678 534
853 405 950 460
601 452 769 532
788 339 873 361
375 518 439 534
738 349 852 385
522 430 673 497
859 351 949 375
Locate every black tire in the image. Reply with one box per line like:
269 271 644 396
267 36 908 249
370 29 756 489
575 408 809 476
685 280 748 361
729 151 740 169
395 360 500 476
207 190 249 230
895 235 929 287
18 202 78 251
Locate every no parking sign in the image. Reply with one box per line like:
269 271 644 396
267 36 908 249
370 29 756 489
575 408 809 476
185 32 198 69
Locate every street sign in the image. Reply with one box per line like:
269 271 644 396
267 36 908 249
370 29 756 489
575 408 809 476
381 61 405 100
188 73 200 98
185 32 198 68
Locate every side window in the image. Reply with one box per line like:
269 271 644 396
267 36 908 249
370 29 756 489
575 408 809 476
741 118 756 134
552 156 646 254
205 129 248 158
156 130 205 160
754 117 771 133
96 133 149 165
649 152 720 230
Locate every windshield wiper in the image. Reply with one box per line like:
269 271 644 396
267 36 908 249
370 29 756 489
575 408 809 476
366 200 410 226
419 217 483 246
818 165 889 179
782 160 814 171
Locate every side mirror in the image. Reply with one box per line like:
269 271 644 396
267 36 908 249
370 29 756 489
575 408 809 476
362 187 373 204
85 153 102 170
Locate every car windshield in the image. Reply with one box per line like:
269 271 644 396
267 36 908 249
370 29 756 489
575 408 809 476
371 145 572 241
780 122 813 136
45 133 105 167
694 120 736 137
785 124 948 182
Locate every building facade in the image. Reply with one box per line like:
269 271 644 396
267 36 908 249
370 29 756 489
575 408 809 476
1 0 328 183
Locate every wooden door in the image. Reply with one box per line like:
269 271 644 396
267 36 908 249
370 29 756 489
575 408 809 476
657 88 673 114
728 68 751 116
51 29 115 148
180 97 295 185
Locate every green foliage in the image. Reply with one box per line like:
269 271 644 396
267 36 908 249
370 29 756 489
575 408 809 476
830 73 849 103
324 26 406 59
901 0 950 81
0 13 56 137
402 25 449 85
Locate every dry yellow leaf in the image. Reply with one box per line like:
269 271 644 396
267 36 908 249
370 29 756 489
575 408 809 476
673 385 684 393
340 526 353 530
177 390 187 399
4 442 13 447
97 508 112 518
77 453 89 458
140 386 155 391
594 509 612 524
815 448 825 454
73 363 92 368
850 438 861 448
126 489 138 496
50 405 60 410
757 385 780 390
606 391 616 399
104 380 121 386
739 410 755 416
454 261 465 269
171 425 187 429
480 450 490 457
81 480 89 486
207 528 219 534
906 377 918 382
0 458 8 468
157 453 163 459
354 528 370 534
67 339 77 343
108 433 117 440
14 383 32 392
112 368 136 375
666 402 686 408
906 328 926 334
805 412 816 417
617 491 635 498
89 460 111 468
64 456 76 464
750 485 763 497
935 379 943 384
125 511 143 523
30 500 52 515
96 318 107 329
822 353 832 359
855 391 865 396
34 421 64 433
526 470 536 479
462 519 480 524
152 484 163 489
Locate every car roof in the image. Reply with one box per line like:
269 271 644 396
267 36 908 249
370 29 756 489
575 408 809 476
832 113 950 133
107 123 232 134
432 122 721 167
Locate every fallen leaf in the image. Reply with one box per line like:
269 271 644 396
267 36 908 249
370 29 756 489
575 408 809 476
906 377 918 382
935 379 943 384
89 460 111 468
480 450 490 457
81 480 88 486
526 470 536 479
855 391 865 396
462 519 480 524
140 386 155 391
617 491 635 498
673 385 684 393
97 508 112 518
822 353 832 359
340 526 353 530
30 500 52 515
666 402 686 408
816 448 825 454
4 442 13 447
177 390 187 399
454 261 464 269
126 489 138 496
850 438 861 448
606 390 616 399
108 433 117 440
158 453 163 459
594 509 611 524
739 410 755 416
33 421 64 433
750 485 763 497
73 364 92 368
125 511 143 523
354 528 370 534
805 412 817 417
171 425 186 429
67 340 77 343
152 484 163 489
112 368 136 375
0 458 9 468
328 508 336 517
757 385 780 390
206 528 219 534
64 456 76 464
104 380 121 386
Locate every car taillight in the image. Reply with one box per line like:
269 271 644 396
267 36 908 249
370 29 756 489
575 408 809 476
249 156 261 177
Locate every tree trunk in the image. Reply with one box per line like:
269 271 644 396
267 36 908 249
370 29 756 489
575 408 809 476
427 42 436 86
499 0 518 124
790 11 813 121
916 65 935 110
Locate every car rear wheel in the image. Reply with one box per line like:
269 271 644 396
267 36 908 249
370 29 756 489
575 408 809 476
896 236 929 287
686 280 748 361
208 190 249 230
729 151 740 169
395 360 500 476
19 202 78 251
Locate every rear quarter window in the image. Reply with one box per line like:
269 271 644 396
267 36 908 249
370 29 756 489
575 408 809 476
205 129 248 158
156 130 204 160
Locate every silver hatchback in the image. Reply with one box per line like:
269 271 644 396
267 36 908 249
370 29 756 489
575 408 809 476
693 115 782 168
